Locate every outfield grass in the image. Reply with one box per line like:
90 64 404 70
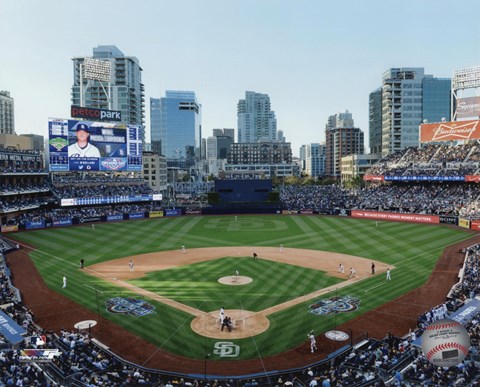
10 215 472 360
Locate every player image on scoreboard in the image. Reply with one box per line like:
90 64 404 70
48 118 143 172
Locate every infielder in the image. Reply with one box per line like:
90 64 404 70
129 260 134 272
280 244 284 252
181 245 186 253
235 269 239 277
349 267 356 278
338 264 345 274
386 268 391 280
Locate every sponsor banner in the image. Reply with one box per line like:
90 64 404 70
128 212 145 219
19 349 61 363
351 210 440 224
420 120 480 143
165 209 181 217
25 220 45 230
470 220 480 230
363 175 384 181
458 218 471 229
61 194 157 207
80 216 101 223
300 210 313 214
385 175 465 182
1 225 18 233
449 299 480 325
465 175 480 183
439 215 458 225
107 214 124 222
71 105 122 122
149 210 164 218
0 310 26 344
281 210 298 215
0 153 42 163
185 209 202 215
456 96 480 119
53 218 72 227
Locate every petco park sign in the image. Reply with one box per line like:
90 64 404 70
420 120 480 143
71 106 121 122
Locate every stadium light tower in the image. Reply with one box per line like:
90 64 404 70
80 57 112 109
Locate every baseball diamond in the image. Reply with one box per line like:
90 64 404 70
8 215 475 376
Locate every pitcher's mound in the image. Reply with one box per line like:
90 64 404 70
191 309 270 339
218 276 252 285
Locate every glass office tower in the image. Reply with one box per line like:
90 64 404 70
150 91 201 166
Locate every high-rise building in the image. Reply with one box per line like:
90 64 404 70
71 45 145 128
422 78 451 123
378 67 450 156
325 111 364 178
305 143 326 178
150 91 202 167
368 88 382 155
237 91 277 143
0 91 15 135
209 128 234 159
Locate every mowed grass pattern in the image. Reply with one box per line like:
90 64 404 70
10 215 472 360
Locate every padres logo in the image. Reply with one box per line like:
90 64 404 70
213 342 240 357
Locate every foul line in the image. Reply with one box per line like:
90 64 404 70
364 282 385 292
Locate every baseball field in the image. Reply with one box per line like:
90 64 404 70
9 215 472 364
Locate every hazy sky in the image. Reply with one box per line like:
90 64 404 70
1 0 479 156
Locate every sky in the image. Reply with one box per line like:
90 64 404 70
1 0 480 157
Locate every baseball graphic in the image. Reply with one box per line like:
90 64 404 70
421 319 470 367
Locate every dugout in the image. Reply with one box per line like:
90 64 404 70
204 179 280 214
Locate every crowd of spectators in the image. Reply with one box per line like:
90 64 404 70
10 203 162 226
366 142 480 178
278 183 480 218
0 183 50 193
280 185 353 213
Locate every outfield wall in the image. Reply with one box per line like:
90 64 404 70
5 206 479 233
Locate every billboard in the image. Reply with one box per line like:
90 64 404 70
71 106 121 122
456 96 480 119
420 120 480 143
48 118 143 172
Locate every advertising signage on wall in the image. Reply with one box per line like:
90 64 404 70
351 210 440 224
420 120 480 143
456 97 480 119
71 106 122 122
48 118 143 172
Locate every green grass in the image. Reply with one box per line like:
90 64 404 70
10 215 472 360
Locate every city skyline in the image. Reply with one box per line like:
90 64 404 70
1 0 479 156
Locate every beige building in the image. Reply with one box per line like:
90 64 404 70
142 152 167 193
0 133 37 150
340 154 381 184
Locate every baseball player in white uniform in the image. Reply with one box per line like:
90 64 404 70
62 276 67 288
308 333 317 353
68 123 101 158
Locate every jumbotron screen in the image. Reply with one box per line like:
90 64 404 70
48 118 143 172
